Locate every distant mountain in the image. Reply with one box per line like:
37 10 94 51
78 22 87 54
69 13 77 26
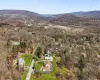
0 10 47 26
49 13 83 25
0 10 39 16
0 10 82 26
49 11 100 26
0 10 100 26
72 11 100 19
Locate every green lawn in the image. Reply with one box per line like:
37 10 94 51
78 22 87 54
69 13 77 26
21 71 28 80
37 74 56 80
21 54 33 80
36 56 69 80
21 55 68 80
21 54 33 66
33 56 57 80
35 62 44 70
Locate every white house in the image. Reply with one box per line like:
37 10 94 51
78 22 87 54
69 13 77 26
44 54 53 61
12 41 20 46
18 58 25 68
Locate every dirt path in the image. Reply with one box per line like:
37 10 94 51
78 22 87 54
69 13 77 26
32 44 39 55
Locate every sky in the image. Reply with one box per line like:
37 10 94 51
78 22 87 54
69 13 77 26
0 0 100 14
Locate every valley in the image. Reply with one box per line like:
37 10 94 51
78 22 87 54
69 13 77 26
0 10 100 80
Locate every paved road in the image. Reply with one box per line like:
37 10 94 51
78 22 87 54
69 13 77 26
26 59 35 80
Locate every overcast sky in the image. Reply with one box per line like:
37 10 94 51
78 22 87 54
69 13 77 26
0 0 100 14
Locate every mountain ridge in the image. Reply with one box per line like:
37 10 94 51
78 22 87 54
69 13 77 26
0 10 100 26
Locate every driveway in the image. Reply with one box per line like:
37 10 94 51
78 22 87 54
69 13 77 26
26 59 35 80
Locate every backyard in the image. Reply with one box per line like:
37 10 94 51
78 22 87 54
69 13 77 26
32 56 57 80
21 54 33 66
21 54 33 80
35 61 44 71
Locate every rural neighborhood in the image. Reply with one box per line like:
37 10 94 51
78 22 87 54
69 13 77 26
0 0 100 80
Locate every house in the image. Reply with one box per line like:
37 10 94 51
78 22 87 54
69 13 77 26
12 41 20 46
42 61 52 72
44 54 53 61
42 64 51 72
18 58 25 68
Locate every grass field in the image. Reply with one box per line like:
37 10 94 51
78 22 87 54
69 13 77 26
33 56 57 80
21 71 28 80
35 61 44 70
21 54 33 66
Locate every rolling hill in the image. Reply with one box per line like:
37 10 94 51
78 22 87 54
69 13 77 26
0 10 100 26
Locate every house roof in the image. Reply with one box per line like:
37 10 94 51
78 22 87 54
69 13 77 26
18 58 25 65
